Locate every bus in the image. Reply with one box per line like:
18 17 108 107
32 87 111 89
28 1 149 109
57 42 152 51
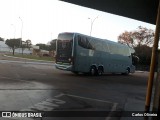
55 32 135 75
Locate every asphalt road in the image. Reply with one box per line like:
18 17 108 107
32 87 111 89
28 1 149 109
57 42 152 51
0 54 149 120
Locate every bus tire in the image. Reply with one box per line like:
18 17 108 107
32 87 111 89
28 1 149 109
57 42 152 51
97 67 103 76
90 66 97 76
125 68 130 75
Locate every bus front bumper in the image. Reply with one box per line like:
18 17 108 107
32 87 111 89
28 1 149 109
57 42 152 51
55 64 73 71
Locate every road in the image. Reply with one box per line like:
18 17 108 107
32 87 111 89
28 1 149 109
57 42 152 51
0 54 149 120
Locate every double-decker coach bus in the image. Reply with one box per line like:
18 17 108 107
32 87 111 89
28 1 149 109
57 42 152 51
55 32 135 75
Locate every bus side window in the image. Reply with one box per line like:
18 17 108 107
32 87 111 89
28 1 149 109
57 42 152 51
78 36 93 50
78 36 84 48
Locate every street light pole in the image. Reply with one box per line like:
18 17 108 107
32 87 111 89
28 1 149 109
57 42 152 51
88 16 98 36
19 17 23 46
19 17 23 54
11 24 16 39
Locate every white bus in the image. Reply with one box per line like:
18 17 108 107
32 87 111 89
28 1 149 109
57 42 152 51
55 32 135 75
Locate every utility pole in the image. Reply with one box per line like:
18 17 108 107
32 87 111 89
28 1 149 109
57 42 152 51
88 16 98 36
11 24 16 39
19 17 23 54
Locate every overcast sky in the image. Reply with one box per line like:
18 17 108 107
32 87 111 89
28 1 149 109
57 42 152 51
0 0 156 45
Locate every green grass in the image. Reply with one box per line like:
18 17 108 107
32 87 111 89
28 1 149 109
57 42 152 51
7 54 55 62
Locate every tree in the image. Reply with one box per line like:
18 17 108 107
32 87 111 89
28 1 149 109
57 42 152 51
49 39 56 51
21 39 32 54
118 26 155 67
118 26 155 48
5 38 21 55
0 37 4 41
36 43 50 51
118 31 134 47
25 39 32 48
134 45 152 65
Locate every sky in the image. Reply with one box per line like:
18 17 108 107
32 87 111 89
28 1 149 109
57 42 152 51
0 0 156 45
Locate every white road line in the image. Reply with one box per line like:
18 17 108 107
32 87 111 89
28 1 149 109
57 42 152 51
20 95 66 111
64 94 118 120
105 103 118 120
65 93 115 104
54 93 65 98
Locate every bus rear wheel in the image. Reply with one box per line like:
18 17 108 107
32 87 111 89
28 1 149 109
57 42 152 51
90 66 97 76
125 68 130 75
97 67 103 76
122 68 130 75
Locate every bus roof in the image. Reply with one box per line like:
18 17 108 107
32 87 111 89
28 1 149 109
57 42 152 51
58 32 133 50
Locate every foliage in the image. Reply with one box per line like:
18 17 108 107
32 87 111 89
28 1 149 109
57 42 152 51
134 45 152 65
5 38 20 47
25 39 32 48
118 26 155 66
118 26 154 48
49 39 56 51
36 39 56 51
36 43 50 51
21 39 32 54
118 31 133 47
5 38 21 55
0 37 4 41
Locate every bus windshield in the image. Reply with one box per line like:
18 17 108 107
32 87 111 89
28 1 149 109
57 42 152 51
56 33 73 63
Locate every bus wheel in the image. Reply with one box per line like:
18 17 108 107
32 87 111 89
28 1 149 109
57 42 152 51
125 68 130 75
97 67 103 76
90 66 97 76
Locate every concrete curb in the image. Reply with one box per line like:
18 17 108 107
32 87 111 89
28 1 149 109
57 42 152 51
3 54 55 63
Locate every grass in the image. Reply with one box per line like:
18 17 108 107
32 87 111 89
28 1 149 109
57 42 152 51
7 54 55 62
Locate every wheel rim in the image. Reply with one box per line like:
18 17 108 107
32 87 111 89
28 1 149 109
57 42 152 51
126 69 129 75
98 69 102 75
91 68 95 75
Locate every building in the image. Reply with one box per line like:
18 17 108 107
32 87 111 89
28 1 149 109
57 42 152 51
0 41 11 53
0 41 32 54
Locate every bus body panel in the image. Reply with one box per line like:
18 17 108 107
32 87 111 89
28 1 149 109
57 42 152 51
55 32 135 74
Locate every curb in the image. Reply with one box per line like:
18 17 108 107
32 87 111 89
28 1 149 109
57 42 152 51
3 54 55 63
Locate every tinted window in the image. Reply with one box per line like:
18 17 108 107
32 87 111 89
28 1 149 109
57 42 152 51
78 35 93 49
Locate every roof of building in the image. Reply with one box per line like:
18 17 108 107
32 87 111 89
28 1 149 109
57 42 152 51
61 0 159 24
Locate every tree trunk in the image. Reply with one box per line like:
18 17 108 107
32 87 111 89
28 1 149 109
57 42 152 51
13 49 15 55
12 46 15 55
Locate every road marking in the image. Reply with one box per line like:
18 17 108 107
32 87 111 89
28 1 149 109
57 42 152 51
65 93 115 104
105 103 118 120
54 93 65 98
65 94 118 120
21 96 66 111
1 92 118 119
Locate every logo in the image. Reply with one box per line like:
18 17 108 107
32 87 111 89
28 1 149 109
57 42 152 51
2 112 11 117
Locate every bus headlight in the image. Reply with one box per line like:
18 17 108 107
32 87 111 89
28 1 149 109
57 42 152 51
68 58 71 62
